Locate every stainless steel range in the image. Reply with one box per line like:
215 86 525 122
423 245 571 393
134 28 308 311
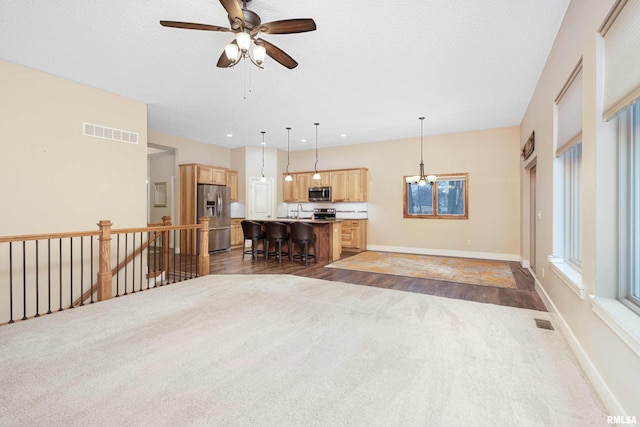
313 208 336 220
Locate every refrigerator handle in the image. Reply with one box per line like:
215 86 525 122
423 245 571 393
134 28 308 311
218 192 222 218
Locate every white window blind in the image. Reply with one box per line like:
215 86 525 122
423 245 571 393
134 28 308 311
601 0 640 121
556 61 583 156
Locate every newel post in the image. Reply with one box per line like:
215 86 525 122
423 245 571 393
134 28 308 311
161 215 172 273
199 217 210 276
97 220 113 301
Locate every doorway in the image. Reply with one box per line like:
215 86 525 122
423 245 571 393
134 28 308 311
529 164 537 273
248 178 274 220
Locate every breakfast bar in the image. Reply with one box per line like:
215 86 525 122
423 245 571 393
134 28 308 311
255 219 342 263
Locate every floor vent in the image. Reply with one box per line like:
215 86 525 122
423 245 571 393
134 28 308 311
83 122 139 145
534 318 554 331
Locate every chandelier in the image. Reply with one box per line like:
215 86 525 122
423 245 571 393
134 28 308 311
406 117 437 186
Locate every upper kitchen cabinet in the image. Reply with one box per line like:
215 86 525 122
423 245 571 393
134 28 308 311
283 172 311 202
311 172 331 187
283 168 368 202
330 168 368 202
197 165 227 185
226 170 238 202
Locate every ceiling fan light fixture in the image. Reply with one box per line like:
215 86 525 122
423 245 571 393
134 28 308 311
253 44 266 65
236 32 251 51
225 43 239 62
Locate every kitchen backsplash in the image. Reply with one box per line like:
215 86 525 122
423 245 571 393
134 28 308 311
278 202 368 219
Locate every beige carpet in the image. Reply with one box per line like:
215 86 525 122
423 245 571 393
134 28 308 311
0 275 606 426
327 251 517 288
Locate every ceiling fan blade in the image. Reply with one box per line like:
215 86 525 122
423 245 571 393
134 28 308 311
216 40 237 68
160 20 230 32
258 39 298 69
256 19 317 35
219 0 244 25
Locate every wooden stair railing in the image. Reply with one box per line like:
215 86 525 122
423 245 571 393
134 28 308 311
0 216 210 324
73 216 166 307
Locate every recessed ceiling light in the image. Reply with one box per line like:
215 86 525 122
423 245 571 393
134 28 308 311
341 134 347 137
226 134 233 138
301 139 306 142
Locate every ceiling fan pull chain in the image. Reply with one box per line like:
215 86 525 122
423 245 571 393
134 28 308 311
243 58 248 100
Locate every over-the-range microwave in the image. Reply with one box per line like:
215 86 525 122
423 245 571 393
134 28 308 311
308 186 332 202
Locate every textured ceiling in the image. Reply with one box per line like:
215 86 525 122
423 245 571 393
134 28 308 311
0 0 569 151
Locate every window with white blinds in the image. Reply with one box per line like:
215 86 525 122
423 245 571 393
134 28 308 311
601 0 640 121
555 60 583 156
554 60 583 271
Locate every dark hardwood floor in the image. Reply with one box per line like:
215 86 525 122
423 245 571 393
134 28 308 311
206 249 547 311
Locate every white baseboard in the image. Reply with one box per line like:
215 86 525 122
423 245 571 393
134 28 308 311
533 273 625 417
519 257 530 268
366 245 520 262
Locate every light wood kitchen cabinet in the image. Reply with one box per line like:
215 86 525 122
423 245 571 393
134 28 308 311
230 218 244 248
283 168 368 202
330 168 368 202
226 170 238 202
283 173 311 202
311 172 331 187
197 165 227 185
341 219 367 252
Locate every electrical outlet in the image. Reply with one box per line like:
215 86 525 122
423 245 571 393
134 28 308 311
466 240 472 246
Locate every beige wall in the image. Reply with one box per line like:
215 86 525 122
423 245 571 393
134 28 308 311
289 126 521 259
0 60 147 234
147 130 232 225
519 0 639 416
148 154 175 224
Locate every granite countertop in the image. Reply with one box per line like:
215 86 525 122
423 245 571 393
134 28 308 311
274 217 342 224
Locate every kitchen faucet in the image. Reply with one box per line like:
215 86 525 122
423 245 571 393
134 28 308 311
297 203 303 218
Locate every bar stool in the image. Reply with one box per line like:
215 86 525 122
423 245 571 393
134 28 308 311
265 222 290 264
241 220 265 260
290 222 317 266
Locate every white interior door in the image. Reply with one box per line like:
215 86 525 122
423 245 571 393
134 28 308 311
249 178 274 220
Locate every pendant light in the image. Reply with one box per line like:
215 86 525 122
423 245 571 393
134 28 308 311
260 131 267 182
312 122 321 181
285 127 293 182
406 117 437 186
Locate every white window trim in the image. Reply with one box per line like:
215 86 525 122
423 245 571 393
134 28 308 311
592 296 640 358
549 255 585 299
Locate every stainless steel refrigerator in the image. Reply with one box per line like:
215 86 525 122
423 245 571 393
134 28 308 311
197 184 231 253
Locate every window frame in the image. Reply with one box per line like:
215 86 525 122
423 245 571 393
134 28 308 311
619 101 640 315
403 173 469 219
561 142 583 271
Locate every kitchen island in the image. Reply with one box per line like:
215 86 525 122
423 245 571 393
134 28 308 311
256 219 342 263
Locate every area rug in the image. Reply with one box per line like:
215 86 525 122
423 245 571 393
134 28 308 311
327 251 517 288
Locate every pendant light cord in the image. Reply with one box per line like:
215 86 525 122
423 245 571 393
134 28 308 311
420 116 425 166
286 127 291 174
314 123 319 174
261 131 266 177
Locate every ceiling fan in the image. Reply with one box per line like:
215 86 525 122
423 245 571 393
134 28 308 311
160 0 316 69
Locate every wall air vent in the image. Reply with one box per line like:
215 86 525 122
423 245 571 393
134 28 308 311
83 122 139 145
